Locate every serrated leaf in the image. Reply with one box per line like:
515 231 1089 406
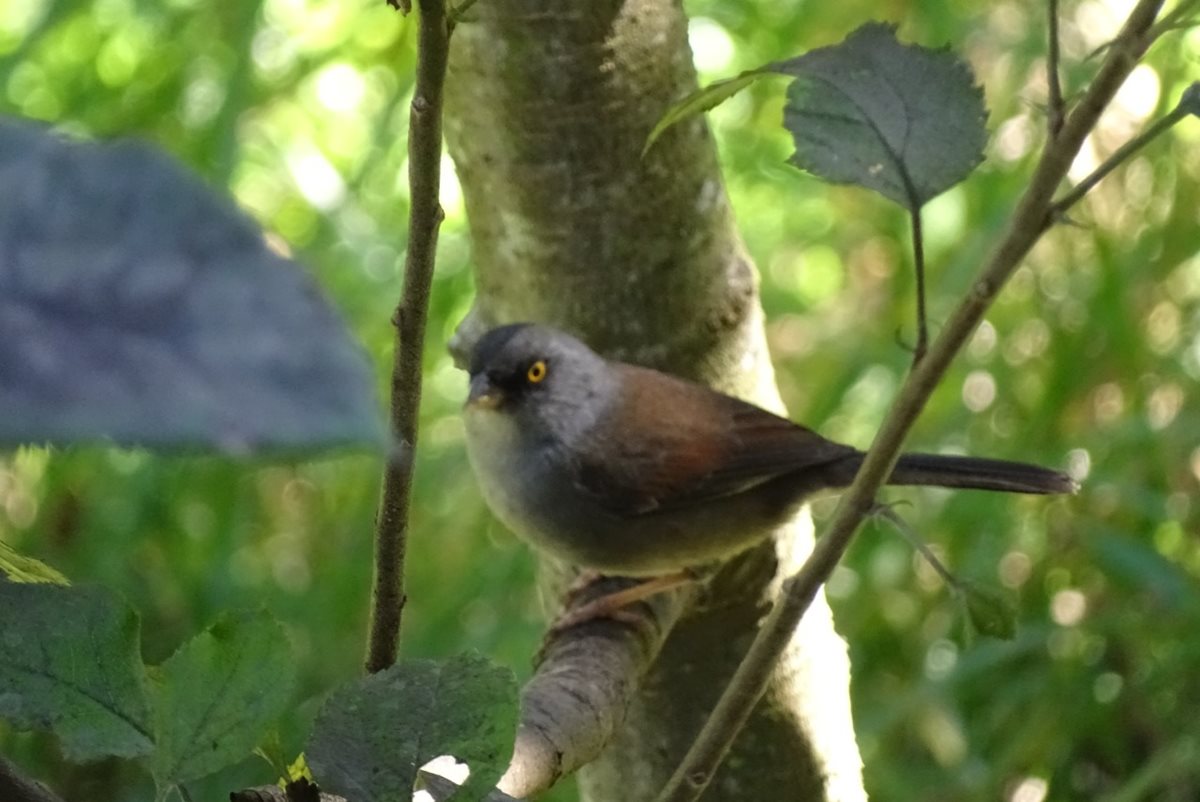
151 609 296 789
772 22 987 208
307 653 518 802
961 581 1017 640
0 583 154 760
0 116 385 454
0 541 69 584
643 70 768 156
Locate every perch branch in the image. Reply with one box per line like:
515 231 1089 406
498 578 689 797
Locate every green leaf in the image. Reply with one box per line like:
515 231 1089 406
150 609 296 789
643 70 769 156
772 22 987 208
0 541 69 584
0 116 386 454
0 583 154 760
307 653 518 802
960 581 1017 640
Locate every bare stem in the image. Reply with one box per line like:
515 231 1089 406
1047 0 1065 137
653 1 1165 799
364 0 450 674
1050 98 1192 217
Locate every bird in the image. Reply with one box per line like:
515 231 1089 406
462 323 1074 611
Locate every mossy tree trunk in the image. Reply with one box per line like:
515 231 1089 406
445 2 867 799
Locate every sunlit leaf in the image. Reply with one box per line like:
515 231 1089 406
643 70 769 156
0 117 386 454
0 541 69 584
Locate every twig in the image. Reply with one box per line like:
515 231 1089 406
1049 85 1196 217
1148 0 1200 39
1047 0 1065 137
872 505 959 589
653 2 1165 799
364 0 450 674
0 755 67 802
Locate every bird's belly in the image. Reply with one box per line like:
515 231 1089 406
466 423 787 575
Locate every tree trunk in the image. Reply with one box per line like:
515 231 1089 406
444 1 867 799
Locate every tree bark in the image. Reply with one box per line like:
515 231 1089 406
444 1 866 799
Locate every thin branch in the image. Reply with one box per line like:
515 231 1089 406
0 755 67 802
364 0 450 674
1149 0 1200 39
1047 0 1065 137
1050 88 1196 216
653 1 1165 799
873 505 959 588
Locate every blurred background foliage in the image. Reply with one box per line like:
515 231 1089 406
0 0 1197 800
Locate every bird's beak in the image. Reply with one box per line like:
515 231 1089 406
466 372 504 409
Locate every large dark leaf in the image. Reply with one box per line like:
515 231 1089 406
776 22 988 208
0 117 385 453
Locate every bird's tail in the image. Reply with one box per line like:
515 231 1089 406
886 453 1077 495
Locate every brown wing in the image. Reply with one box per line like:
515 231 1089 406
572 364 857 517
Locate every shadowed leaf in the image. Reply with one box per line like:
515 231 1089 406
151 609 296 789
773 22 987 208
307 653 517 802
0 583 153 760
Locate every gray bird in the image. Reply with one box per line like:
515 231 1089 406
463 323 1075 578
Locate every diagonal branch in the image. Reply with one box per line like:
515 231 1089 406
655 0 1166 799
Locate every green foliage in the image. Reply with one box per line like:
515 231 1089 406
646 23 988 212
0 583 154 762
0 540 69 584
0 117 385 454
959 581 1017 640
643 70 770 156
307 653 518 802
150 610 296 793
0 583 299 796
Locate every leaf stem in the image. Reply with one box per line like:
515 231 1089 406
910 207 928 365
873 505 960 589
653 2 1165 799
364 0 450 674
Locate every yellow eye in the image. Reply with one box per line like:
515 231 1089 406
526 360 548 383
